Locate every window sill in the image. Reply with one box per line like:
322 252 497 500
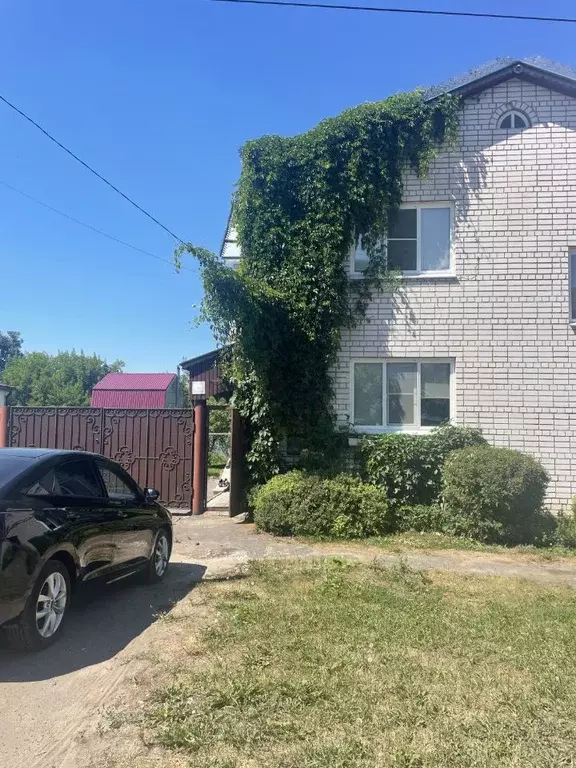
402 271 456 280
570 321 576 329
350 426 440 439
350 271 456 281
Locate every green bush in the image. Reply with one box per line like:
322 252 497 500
253 471 393 538
361 425 486 506
554 501 576 549
443 445 550 544
394 504 447 533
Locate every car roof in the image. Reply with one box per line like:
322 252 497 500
0 448 103 460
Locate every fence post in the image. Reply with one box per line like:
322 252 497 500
229 408 244 517
192 402 207 514
0 406 7 448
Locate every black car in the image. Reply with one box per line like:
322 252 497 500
0 448 172 651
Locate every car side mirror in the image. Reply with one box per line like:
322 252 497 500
145 488 160 502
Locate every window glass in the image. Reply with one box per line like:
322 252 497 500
421 363 451 426
354 363 383 426
421 208 451 271
26 469 58 496
387 363 417 426
498 111 529 129
388 209 416 239
387 240 417 271
28 460 102 498
354 240 370 273
387 209 417 272
0 456 39 493
99 465 138 502
571 252 576 321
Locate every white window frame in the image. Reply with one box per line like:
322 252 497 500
497 110 530 130
570 248 576 324
350 358 455 434
351 201 454 278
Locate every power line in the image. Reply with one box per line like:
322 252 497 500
0 93 186 244
0 179 195 273
213 0 576 24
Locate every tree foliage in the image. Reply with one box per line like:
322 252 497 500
0 330 23 376
180 91 460 483
3 350 124 407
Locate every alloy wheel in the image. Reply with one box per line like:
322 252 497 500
36 572 67 638
154 533 170 577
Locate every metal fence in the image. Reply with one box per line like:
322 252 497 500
7 407 195 508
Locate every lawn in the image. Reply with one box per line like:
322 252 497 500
139 559 576 767
317 531 576 561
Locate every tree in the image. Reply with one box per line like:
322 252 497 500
0 330 23 376
3 350 124 407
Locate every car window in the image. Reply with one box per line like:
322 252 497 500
98 464 138 502
27 459 103 499
26 469 58 496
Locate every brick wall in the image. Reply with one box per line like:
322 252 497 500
335 78 576 509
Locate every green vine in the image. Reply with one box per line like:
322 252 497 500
180 90 460 484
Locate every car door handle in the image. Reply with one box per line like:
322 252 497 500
116 510 128 519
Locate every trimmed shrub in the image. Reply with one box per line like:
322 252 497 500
443 445 549 544
253 471 393 538
394 504 447 533
361 425 486 506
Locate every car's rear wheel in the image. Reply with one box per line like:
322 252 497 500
3 560 71 651
143 528 171 583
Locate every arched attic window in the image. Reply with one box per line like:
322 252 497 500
497 110 530 130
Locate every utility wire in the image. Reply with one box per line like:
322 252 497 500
213 0 576 24
0 93 186 244
0 179 194 273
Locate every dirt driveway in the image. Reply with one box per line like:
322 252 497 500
3 511 576 768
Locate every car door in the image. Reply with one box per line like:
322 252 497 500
24 456 121 582
94 459 159 570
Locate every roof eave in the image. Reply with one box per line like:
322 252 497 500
180 349 221 370
425 62 576 103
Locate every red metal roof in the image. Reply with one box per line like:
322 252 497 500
91 389 169 408
93 373 176 391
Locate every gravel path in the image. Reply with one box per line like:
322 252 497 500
173 512 576 588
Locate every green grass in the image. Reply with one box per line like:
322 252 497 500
305 531 576 561
369 532 576 560
143 559 576 767
208 465 224 477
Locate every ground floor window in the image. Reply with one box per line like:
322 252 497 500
352 359 452 429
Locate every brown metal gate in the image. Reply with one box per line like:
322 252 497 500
6 407 195 508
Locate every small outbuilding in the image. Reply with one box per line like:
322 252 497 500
91 373 182 408
180 349 229 404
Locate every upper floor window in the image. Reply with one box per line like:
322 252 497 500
497 110 530 130
353 203 452 275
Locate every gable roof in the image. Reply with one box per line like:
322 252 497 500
93 373 176 391
424 57 576 102
180 349 221 371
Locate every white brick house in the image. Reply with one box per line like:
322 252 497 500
223 58 576 509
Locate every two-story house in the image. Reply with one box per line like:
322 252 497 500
223 57 576 509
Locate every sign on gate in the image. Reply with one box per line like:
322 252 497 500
6 407 195 508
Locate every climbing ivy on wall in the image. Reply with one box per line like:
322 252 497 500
180 90 460 484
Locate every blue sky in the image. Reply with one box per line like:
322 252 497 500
1 0 575 372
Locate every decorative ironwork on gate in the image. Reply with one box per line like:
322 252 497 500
7 407 195 508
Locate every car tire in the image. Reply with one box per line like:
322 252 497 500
143 528 171 584
3 560 72 652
